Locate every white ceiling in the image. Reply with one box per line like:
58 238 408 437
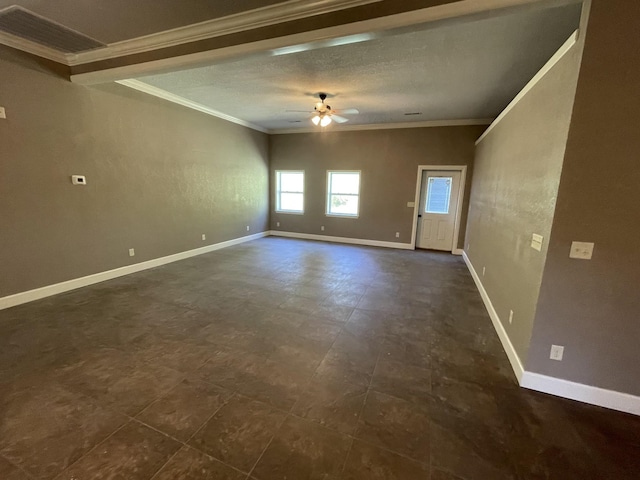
134 2 582 132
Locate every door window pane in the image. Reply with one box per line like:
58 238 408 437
426 177 452 214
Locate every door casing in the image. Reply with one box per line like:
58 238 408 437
410 165 467 254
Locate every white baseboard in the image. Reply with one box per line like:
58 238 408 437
463 251 640 416
452 248 463 256
462 251 524 380
521 371 640 417
269 230 413 250
0 231 268 311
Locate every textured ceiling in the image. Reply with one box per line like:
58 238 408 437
136 2 582 132
0 0 289 43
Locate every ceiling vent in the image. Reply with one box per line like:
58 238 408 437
0 6 105 53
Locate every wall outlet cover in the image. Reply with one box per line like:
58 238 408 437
321 226 325 231
71 175 86 185
276 222 280 227
246 226 250 231
128 248 135 257
202 234 206 240
550 345 564 361
570 241 595 260
395 232 400 238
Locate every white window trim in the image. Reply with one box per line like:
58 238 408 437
326 170 361 218
275 170 305 214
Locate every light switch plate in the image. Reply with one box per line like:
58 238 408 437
531 233 543 251
0 106 6 119
570 241 594 260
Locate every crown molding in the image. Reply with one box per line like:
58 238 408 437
116 79 269 133
115 79 492 134
66 0 383 66
272 118 494 134
0 31 71 64
0 0 381 67
70 0 561 85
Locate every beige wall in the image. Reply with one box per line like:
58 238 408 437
269 127 484 246
0 46 269 297
528 0 640 396
464 41 582 362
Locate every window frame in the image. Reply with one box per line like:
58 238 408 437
275 170 305 215
325 170 361 218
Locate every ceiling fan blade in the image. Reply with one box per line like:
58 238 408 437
286 110 315 113
335 108 359 115
331 115 350 123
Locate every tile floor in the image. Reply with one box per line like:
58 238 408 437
0 237 638 480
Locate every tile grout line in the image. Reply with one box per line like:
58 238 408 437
244 306 355 480
53 419 130 478
244 404 291 480
0 452 38 480
339 348 383 476
145 390 245 480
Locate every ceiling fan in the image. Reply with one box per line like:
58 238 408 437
288 93 359 127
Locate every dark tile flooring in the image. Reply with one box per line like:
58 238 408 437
0 237 638 480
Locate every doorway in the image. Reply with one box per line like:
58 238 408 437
411 166 466 254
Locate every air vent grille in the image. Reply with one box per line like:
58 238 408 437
0 6 105 53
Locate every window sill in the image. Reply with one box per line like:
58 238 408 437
325 213 359 218
275 210 305 215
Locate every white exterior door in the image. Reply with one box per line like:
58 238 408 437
417 170 461 251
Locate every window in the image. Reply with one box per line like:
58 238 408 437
326 171 360 217
425 177 452 214
275 171 304 213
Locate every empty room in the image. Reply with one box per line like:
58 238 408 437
1 0 638 479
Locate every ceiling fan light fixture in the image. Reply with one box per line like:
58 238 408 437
311 115 321 125
320 115 332 127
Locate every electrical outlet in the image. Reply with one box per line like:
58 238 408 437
128 248 135 257
550 345 564 361
276 222 280 227
570 241 594 260
482 266 486 276
202 234 206 241
71 175 86 185
246 226 250 231
321 226 325 231
395 232 400 238
509 310 514 324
